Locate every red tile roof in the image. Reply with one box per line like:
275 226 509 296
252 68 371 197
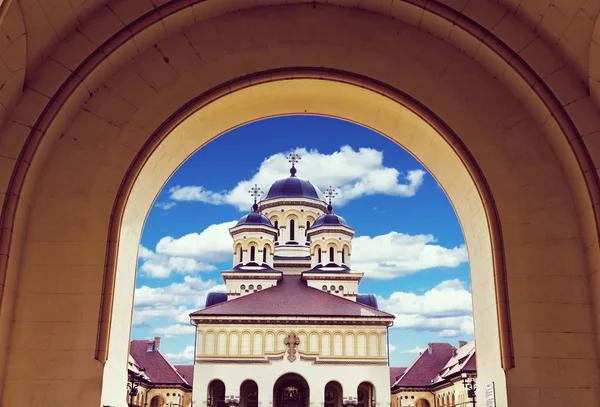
190 276 394 318
389 367 406 385
130 340 191 387
175 365 194 386
393 343 456 387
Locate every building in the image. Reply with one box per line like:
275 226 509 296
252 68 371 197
390 341 477 407
3 1 600 405
127 337 194 407
189 158 395 407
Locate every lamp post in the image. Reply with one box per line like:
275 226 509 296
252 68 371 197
461 373 476 406
128 368 146 407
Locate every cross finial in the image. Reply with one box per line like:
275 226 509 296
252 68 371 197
325 186 338 205
249 184 263 211
286 152 301 176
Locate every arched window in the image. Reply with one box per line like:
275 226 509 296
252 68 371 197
238 246 243 263
289 219 295 241
342 248 345 263
306 220 310 232
250 246 256 261
329 247 334 262
263 246 268 263
274 220 279 242
318 249 322 264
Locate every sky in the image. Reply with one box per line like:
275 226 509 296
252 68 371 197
131 115 474 367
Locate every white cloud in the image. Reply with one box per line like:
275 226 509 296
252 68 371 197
352 233 468 279
378 279 473 337
133 276 225 327
438 329 460 338
155 221 236 262
168 146 426 211
165 345 195 364
399 346 426 355
138 245 217 279
155 201 177 210
389 344 397 353
153 324 195 338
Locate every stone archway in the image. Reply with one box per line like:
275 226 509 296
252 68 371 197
274 373 310 407
0 3 597 407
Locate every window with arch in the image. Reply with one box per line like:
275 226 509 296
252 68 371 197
250 246 256 261
329 247 334 262
342 248 345 263
263 246 268 263
274 220 279 241
289 219 295 241
238 246 243 263
318 248 322 264
306 220 310 232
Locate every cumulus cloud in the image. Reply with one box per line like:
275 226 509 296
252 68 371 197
138 245 217 279
154 324 196 338
165 345 195 364
389 344 397 353
155 201 177 210
378 279 473 337
155 221 236 262
167 146 425 211
399 346 426 355
133 276 225 327
352 233 468 279
138 220 236 279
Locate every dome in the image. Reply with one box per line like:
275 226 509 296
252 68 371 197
310 205 349 228
236 204 274 227
263 167 325 202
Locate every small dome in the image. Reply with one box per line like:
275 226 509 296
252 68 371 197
236 205 273 227
308 263 351 273
263 167 325 202
311 206 349 228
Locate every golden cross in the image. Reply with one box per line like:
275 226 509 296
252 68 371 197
284 331 300 362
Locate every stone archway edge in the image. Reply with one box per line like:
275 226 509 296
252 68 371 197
2 0 598 373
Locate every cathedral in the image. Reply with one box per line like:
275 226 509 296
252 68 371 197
189 154 395 407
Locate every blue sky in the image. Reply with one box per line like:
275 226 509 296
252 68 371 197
132 115 473 367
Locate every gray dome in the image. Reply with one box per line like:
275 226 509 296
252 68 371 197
263 167 325 202
236 204 274 227
310 205 349 228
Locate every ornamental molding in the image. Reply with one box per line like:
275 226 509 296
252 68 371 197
299 356 388 365
191 317 394 325
230 228 278 238
308 229 355 238
261 200 327 211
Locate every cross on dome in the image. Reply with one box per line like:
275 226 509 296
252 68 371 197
286 152 301 177
248 184 263 211
325 186 338 205
324 185 338 213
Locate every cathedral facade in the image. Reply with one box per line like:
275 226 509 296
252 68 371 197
190 158 395 407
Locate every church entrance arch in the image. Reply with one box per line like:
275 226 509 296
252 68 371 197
208 380 227 407
357 382 375 407
241 380 259 407
273 374 309 407
324 381 343 407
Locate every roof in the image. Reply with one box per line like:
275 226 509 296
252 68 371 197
308 263 351 273
431 341 476 384
235 205 274 227
191 276 394 318
393 343 456 387
264 172 325 202
390 367 407 385
130 340 191 387
391 342 477 390
175 365 194 386
310 210 349 228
